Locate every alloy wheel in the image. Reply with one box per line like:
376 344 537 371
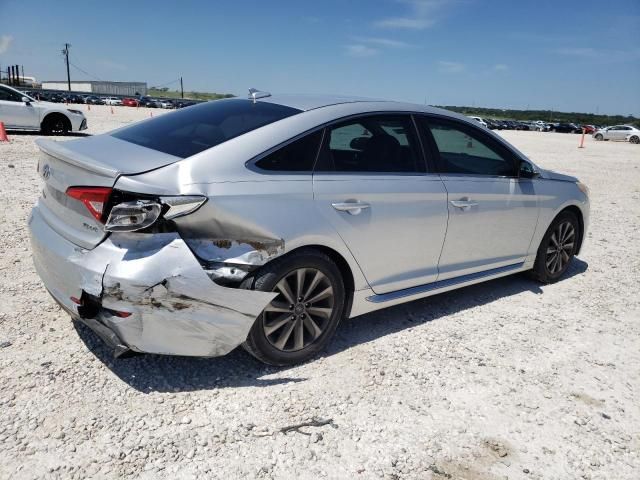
262 268 334 352
545 221 575 275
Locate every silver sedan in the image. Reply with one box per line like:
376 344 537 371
29 91 590 365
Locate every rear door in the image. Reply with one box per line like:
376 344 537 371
417 116 539 280
312 114 448 294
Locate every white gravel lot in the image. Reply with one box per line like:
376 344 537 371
0 105 639 480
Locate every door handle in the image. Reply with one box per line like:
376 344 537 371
450 198 478 211
331 201 370 215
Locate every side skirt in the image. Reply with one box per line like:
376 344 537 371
349 261 531 317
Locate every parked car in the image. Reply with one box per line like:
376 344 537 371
62 94 85 104
593 125 640 142
484 119 500 130
158 98 175 108
171 99 197 109
103 97 123 106
137 96 159 108
468 116 487 127
552 123 579 133
122 97 138 107
84 96 105 105
29 92 590 365
0 84 87 134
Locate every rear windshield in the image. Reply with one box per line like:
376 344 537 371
111 99 301 158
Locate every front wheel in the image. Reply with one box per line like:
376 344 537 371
594 134 603 141
531 211 579 283
41 115 70 135
240 249 346 366
629 135 640 144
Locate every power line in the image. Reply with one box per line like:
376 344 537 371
69 61 102 81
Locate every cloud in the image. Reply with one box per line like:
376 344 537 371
96 59 126 70
437 60 465 73
353 36 412 48
345 44 379 57
374 0 452 30
0 35 13 54
494 63 509 71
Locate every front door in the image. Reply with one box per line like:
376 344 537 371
313 114 449 294
0 86 39 129
417 116 539 280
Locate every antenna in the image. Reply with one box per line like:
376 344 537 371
248 88 271 104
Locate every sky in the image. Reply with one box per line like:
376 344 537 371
0 0 639 116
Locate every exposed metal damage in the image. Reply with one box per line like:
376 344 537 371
185 237 285 284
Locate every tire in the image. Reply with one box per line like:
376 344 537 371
594 134 603 141
629 135 640 145
240 248 346 366
41 114 70 135
530 211 579 284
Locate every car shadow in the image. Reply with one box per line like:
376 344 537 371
75 259 588 393
6 130 91 137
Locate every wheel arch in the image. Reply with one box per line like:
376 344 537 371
41 111 71 131
556 205 585 254
269 244 356 318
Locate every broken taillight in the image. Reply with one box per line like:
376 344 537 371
66 187 112 222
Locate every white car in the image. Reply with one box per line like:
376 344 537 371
468 116 488 127
103 97 122 106
0 84 87 134
593 125 640 142
157 99 174 109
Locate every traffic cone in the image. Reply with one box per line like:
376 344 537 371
0 122 9 142
87 103 91 111
110 106 114 114
150 111 153 117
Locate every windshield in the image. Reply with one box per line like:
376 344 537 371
111 98 301 158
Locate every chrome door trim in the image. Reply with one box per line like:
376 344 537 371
365 262 525 303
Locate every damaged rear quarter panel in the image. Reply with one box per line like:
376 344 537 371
97 233 277 356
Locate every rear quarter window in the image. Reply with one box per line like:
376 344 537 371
111 99 301 158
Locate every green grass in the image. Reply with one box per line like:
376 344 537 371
147 88 234 101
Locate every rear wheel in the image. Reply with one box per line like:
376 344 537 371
240 249 345 366
629 135 640 144
41 114 70 135
531 211 579 283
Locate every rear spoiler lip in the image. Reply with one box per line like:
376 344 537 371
36 138 119 178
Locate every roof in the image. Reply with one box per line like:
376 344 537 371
259 94 390 111
259 93 457 119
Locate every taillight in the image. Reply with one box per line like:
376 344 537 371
66 187 112 222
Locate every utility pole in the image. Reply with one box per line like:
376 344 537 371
62 43 71 91
180 77 184 99
21 65 24 84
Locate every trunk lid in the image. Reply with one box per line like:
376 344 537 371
36 135 181 249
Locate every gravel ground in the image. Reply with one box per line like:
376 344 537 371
1 105 639 480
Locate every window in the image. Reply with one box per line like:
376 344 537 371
421 119 516 176
316 115 424 173
112 99 301 158
255 130 323 172
0 87 21 102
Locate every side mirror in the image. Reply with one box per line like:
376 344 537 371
519 161 539 179
21 96 31 105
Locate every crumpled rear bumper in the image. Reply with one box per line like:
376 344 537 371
29 206 276 357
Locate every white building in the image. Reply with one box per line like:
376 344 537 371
41 81 147 96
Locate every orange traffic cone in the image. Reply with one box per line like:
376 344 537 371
87 103 91 111
0 122 9 142
110 106 114 114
